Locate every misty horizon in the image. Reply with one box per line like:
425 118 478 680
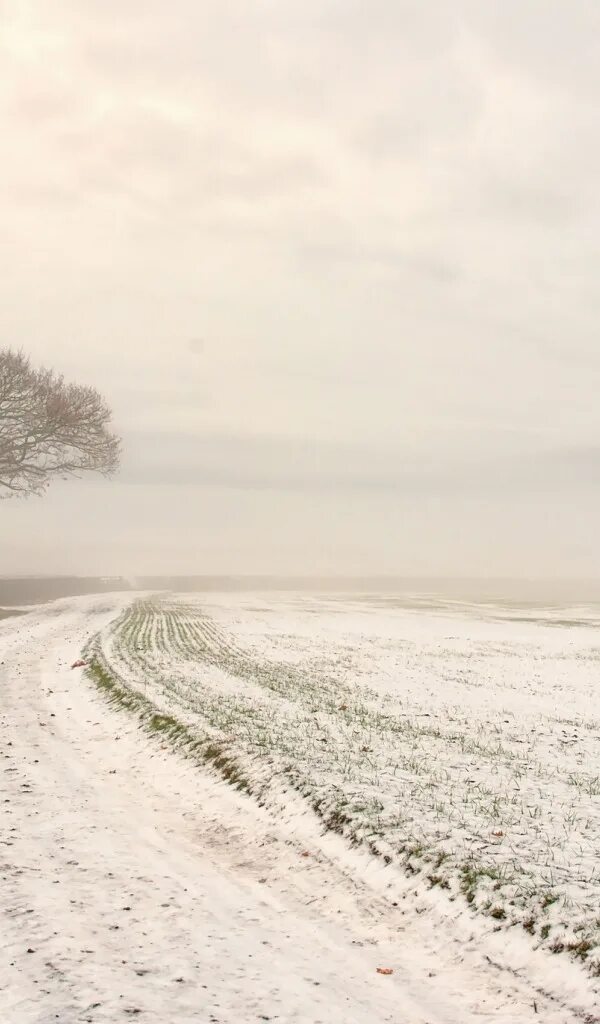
2 1 600 579
6 574 600 610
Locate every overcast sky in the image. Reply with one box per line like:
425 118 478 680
2 0 600 578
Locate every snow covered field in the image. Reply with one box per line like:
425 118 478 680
94 593 600 966
1 593 599 1023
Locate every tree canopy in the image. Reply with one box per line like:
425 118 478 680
0 350 120 498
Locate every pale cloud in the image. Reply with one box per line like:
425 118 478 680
1 1 599 576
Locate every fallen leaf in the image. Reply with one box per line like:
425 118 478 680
376 967 394 975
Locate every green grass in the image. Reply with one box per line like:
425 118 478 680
85 657 253 794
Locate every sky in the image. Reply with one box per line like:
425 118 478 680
1 0 600 578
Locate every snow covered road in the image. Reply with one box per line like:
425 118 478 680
1 598 598 1024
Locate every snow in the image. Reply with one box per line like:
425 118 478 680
95 593 600 958
1 594 599 1023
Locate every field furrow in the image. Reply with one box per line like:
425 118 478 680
88 594 600 973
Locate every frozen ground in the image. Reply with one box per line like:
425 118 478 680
1 594 599 1023
95 592 600 962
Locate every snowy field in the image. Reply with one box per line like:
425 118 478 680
92 593 600 969
1 593 599 1023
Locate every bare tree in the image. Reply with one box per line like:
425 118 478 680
0 350 120 498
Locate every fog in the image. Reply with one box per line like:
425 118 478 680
2 1 600 579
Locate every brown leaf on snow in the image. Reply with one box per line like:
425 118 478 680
300 851 310 857
71 659 88 669
376 967 394 975
492 830 504 837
